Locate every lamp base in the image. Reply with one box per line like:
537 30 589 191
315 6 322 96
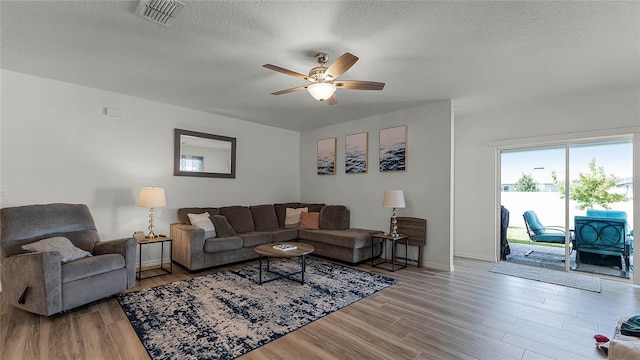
145 207 158 239
391 207 399 237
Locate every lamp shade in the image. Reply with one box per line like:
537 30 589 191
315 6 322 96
383 190 405 208
307 82 337 101
137 187 166 208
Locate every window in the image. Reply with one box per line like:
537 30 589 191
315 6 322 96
180 155 204 172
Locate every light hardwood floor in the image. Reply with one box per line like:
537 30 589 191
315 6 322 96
1 258 638 360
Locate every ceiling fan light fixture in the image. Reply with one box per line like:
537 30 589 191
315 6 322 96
307 82 336 101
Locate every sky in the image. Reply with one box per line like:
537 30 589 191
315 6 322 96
501 140 633 184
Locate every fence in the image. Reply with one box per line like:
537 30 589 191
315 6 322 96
501 192 634 230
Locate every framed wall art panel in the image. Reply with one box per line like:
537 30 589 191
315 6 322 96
379 125 407 172
345 132 368 174
317 137 336 175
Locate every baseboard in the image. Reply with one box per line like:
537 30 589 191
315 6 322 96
422 261 454 272
455 251 495 262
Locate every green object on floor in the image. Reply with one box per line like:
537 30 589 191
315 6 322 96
621 315 640 337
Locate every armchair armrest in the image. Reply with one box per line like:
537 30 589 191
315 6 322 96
94 237 136 288
170 223 206 270
1 252 62 316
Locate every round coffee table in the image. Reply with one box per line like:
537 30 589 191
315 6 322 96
254 242 314 284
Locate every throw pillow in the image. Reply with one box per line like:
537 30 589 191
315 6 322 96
22 236 92 263
298 212 320 230
211 215 237 237
188 212 216 239
284 207 308 228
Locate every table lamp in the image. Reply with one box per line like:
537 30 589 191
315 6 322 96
137 187 166 238
383 189 406 237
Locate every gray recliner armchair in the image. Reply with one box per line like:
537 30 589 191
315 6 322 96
1 203 136 316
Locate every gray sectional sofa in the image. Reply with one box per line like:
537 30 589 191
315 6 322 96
170 202 383 271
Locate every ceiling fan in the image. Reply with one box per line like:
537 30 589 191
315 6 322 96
263 52 385 105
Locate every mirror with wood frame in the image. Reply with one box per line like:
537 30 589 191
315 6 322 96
174 128 236 178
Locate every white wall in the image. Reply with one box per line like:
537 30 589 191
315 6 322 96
300 101 453 271
454 85 640 283
0 70 301 265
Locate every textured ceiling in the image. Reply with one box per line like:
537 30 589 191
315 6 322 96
1 1 638 132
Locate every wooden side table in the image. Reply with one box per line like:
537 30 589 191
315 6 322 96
137 236 173 280
371 233 408 272
394 217 427 268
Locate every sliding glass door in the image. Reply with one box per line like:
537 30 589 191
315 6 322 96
499 138 633 279
501 146 569 271
568 141 633 278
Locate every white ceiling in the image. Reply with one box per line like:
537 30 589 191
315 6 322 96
1 1 638 132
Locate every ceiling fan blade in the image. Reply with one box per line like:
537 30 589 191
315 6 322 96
325 53 359 80
325 94 338 105
270 85 308 95
335 80 385 90
263 64 309 80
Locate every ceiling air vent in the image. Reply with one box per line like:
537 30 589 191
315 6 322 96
134 0 185 27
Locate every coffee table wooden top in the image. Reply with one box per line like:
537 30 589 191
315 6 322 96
254 242 314 257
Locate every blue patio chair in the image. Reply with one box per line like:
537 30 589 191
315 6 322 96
522 210 571 257
586 210 633 250
575 210 632 274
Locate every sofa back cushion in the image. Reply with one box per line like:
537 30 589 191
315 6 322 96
250 205 279 231
219 206 255 233
301 203 326 213
319 205 350 230
177 207 219 224
1 203 101 259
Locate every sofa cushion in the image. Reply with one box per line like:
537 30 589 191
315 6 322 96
177 208 219 225
61 253 124 283
220 206 255 233
299 212 320 230
250 205 279 231
203 236 243 253
319 205 349 230
187 212 216 239
22 236 93 263
298 228 382 249
270 228 298 243
274 202 302 227
239 232 273 247
301 203 325 213
285 207 308 228
211 215 236 237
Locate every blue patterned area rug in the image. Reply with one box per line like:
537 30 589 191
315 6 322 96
117 257 398 360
